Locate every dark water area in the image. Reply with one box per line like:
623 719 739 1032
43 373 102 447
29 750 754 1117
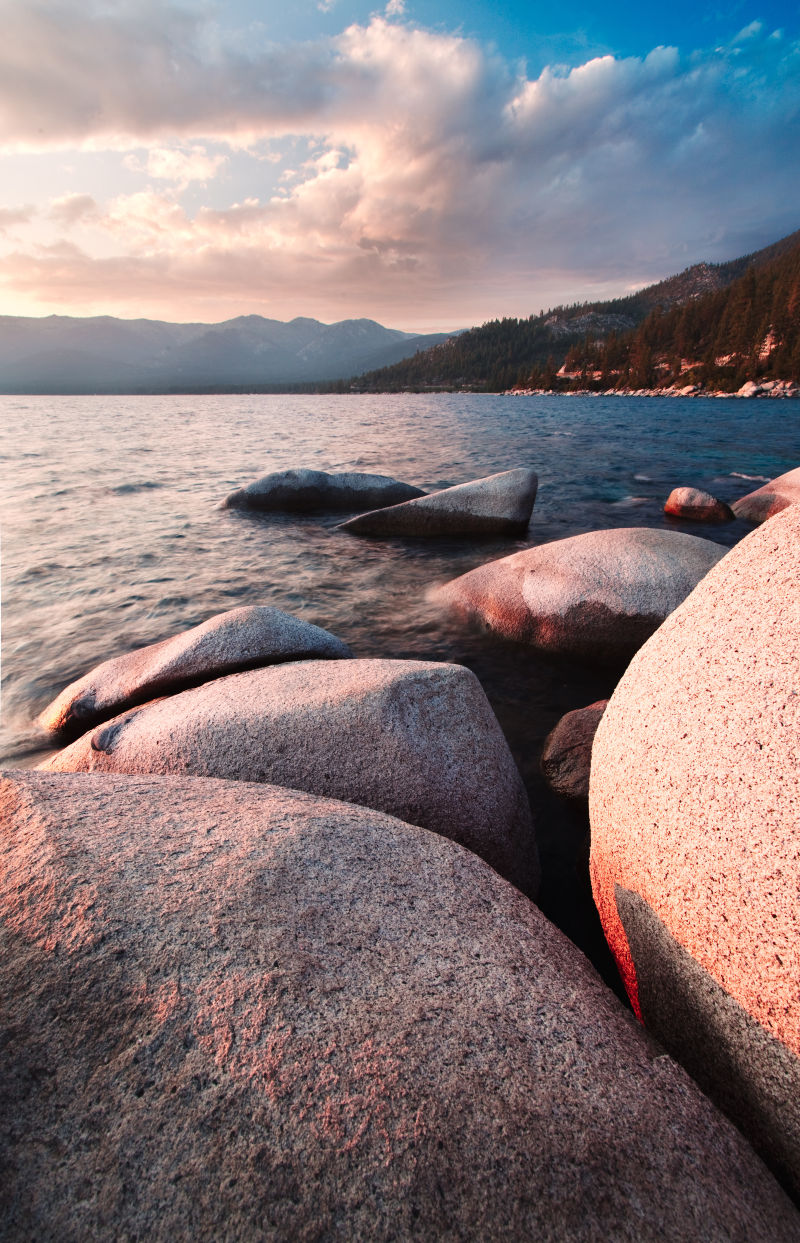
2 392 798 991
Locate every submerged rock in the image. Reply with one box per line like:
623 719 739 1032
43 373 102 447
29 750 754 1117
664 487 735 523
222 468 424 512
339 468 538 537
541 700 608 800
438 527 727 663
590 505 800 1196
2 769 797 1242
39 605 351 739
732 465 800 524
42 658 538 894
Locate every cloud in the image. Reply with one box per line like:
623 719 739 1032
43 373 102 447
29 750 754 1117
48 193 100 226
0 205 36 233
123 145 227 189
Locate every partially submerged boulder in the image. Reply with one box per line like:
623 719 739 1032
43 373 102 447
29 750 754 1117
438 528 727 663
589 505 800 1195
732 465 800 524
339 468 538 537
2 769 797 1242
664 487 735 523
38 606 351 739
42 658 537 893
222 468 424 512
541 700 608 801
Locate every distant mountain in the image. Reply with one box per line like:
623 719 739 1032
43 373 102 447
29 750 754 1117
0 314 454 393
348 228 800 392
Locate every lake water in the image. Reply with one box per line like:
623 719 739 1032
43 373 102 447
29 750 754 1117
2 392 797 987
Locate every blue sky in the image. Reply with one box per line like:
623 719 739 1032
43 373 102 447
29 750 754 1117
0 0 798 330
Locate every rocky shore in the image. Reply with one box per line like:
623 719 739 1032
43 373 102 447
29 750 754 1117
508 378 800 398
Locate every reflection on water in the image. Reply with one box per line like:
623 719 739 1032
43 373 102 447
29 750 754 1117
1 392 797 986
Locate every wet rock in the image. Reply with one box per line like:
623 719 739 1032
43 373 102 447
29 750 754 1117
732 465 800 524
589 506 800 1196
222 467 424 512
339 468 538 537
42 658 537 894
664 487 735 523
541 700 608 800
38 605 351 740
2 769 798 1243
438 527 726 664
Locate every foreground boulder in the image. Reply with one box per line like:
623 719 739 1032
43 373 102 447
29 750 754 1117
2 771 797 1242
438 528 726 663
42 658 537 893
664 487 735 523
222 468 424 512
590 505 800 1196
39 605 351 739
732 465 800 523
339 468 538 537
541 700 608 800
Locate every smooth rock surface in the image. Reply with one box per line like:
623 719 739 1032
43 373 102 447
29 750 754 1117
589 505 800 1196
438 527 727 663
42 658 537 893
222 468 424 512
339 468 538 537
2 770 798 1243
732 465 800 523
38 605 352 739
664 487 735 523
541 700 608 800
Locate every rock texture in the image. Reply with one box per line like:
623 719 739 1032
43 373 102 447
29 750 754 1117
39 606 352 739
42 658 537 893
732 466 800 523
339 468 538 537
589 505 800 1196
664 487 735 522
222 468 424 512
438 527 727 663
541 700 608 800
2 770 798 1243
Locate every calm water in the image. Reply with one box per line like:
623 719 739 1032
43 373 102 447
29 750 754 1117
2 393 797 981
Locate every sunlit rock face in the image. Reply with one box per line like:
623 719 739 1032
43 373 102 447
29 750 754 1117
41 658 538 894
3 770 798 1242
339 468 538 537
38 606 351 739
222 467 424 512
664 486 735 522
732 466 800 523
438 528 726 663
589 506 800 1195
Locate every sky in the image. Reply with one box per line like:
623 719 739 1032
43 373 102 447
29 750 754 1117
0 0 798 331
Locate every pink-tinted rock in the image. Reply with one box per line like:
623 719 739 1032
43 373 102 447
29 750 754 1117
664 487 735 522
438 528 726 664
38 605 351 739
589 505 800 1195
222 467 424 511
41 658 537 893
732 465 800 523
2 770 797 1242
541 700 608 800
339 468 538 537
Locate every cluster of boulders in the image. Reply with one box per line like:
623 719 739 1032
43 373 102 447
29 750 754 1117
4 462 800 1237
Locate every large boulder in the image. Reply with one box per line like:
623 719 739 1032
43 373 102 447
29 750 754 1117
664 487 735 523
438 528 727 663
541 700 608 800
339 468 538 537
42 658 537 893
732 465 800 523
38 605 351 739
2 770 798 1242
589 505 800 1196
222 468 424 512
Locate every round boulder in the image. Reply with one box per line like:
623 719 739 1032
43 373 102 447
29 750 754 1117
589 505 800 1196
339 468 538 537
42 658 537 894
732 465 800 524
2 770 797 1242
438 528 727 663
38 605 352 739
664 487 735 523
541 700 609 800
222 468 424 512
